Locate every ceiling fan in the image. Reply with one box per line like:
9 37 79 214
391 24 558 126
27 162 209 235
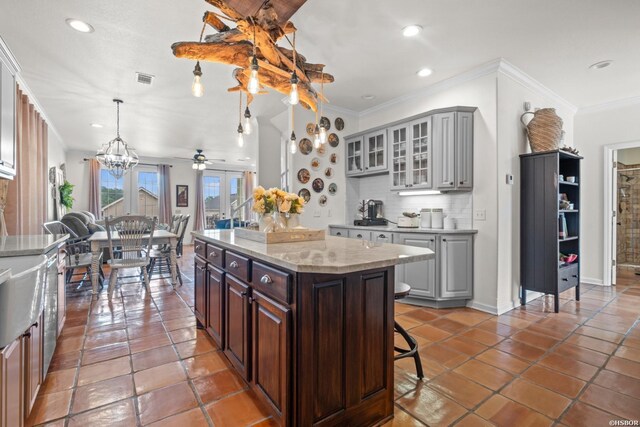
174 149 225 170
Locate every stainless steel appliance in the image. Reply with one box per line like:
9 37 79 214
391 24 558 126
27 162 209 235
354 200 388 226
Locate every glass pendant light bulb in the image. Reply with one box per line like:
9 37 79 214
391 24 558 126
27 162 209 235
289 131 297 154
243 107 252 135
319 126 328 144
192 163 198 170
192 61 204 97
289 71 299 105
237 123 244 147
247 57 260 95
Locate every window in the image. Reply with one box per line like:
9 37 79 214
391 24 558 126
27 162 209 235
100 167 159 218
203 175 222 229
137 171 159 218
202 172 246 229
100 170 124 218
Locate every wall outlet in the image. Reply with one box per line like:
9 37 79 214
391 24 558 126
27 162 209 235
327 209 332 217
474 209 486 221
506 174 514 185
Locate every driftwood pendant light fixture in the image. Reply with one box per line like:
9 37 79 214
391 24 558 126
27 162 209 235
237 91 244 147
243 93 252 134
171 0 334 111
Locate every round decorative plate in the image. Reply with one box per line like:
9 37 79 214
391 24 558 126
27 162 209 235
320 116 331 131
328 133 339 148
312 178 324 193
335 117 344 131
324 167 334 179
298 138 312 155
330 153 338 164
328 183 337 195
297 168 310 184
318 195 328 206
310 157 320 170
298 188 311 203
316 143 327 156
306 123 315 136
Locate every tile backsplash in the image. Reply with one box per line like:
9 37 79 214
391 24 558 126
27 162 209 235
346 174 473 229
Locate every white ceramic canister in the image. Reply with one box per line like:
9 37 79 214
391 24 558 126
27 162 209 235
431 208 444 229
444 216 456 230
420 208 432 228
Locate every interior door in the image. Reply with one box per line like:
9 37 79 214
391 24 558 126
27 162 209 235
612 150 618 285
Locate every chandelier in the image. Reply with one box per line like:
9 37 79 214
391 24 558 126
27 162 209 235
96 99 139 178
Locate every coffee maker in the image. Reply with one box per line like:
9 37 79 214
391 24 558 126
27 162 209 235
354 200 388 226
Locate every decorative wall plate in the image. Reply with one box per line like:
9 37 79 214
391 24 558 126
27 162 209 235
312 178 324 193
328 133 339 147
306 123 315 136
298 188 311 203
297 168 310 184
311 157 320 170
299 138 313 155
330 153 338 164
320 116 331 130
328 183 337 195
335 117 344 131
319 195 328 206
316 143 327 156
324 167 334 179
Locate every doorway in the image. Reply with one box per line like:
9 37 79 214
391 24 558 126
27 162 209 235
604 141 640 286
202 170 245 229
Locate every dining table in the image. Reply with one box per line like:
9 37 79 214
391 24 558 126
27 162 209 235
87 230 179 295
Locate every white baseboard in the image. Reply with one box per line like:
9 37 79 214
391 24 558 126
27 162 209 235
466 300 498 315
581 277 605 286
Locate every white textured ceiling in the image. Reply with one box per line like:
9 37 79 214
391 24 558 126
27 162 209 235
1 0 639 159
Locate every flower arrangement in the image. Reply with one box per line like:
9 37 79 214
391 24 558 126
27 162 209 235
252 186 305 215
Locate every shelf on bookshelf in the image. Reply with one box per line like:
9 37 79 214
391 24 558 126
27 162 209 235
559 236 579 242
559 181 579 187
559 209 579 213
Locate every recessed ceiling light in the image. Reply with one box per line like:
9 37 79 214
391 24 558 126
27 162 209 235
402 25 422 37
417 68 433 77
245 157 251 160
362 95 376 100
65 18 94 33
90 123 103 128
589 60 613 70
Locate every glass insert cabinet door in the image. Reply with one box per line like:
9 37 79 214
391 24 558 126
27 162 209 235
365 130 387 172
389 124 408 189
411 117 432 188
347 137 363 174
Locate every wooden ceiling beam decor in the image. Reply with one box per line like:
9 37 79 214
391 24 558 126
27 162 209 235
172 0 333 111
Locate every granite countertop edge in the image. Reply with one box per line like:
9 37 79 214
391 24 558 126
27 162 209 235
328 224 478 234
0 234 69 257
192 231 434 274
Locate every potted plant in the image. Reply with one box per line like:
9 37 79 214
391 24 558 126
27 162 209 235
59 180 74 210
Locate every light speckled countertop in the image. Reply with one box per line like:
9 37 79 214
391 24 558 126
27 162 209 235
0 235 69 257
0 269 10 283
192 230 434 274
328 224 478 234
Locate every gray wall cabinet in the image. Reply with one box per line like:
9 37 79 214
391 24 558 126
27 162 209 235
439 234 473 299
346 136 364 176
395 233 437 299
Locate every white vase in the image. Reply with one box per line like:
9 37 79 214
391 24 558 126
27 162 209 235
259 214 274 232
287 214 300 229
273 212 287 232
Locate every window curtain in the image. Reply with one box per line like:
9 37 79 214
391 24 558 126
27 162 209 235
243 170 255 220
6 87 48 235
158 164 172 224
194 170 205 231
0 180 8 236
87 158 101 218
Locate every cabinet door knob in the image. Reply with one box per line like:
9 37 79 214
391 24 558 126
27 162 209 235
562 278 568 282
195 245 201 251
230 261 239 268
378 234 387 239
357 234 363 238
459 181 464 185
442 238 447 242
209 251 217 257
336 232 342 236
260 274 273 284
449 182 453 185
572 274 578 278
240 291 248 296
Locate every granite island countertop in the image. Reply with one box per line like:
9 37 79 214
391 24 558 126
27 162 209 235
192 229 434 274
329 224 478 234
0 234 69 257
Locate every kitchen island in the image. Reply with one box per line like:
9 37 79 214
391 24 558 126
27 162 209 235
192 230 434 427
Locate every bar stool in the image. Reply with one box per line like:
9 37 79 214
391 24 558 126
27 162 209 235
394 282 424 379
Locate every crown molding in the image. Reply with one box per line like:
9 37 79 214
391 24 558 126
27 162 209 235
322 103 360 117
359 58 503 118
496 59 578 114
0 36 21 74
577 96 640 115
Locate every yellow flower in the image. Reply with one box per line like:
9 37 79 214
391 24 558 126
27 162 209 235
279 199 292 213
286 192 298 201
298 196 306 205
253 186 265 201
295 203 304 214
253 198 266 214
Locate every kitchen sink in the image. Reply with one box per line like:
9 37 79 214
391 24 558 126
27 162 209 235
0 255 48 348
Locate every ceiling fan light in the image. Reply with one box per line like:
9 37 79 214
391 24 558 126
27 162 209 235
402 25 422 37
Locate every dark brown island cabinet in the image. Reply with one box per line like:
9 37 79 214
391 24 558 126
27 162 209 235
520 150 582 313
192 231 433 427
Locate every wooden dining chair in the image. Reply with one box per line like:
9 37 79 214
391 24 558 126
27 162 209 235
148 215 189 285
105 215 156 298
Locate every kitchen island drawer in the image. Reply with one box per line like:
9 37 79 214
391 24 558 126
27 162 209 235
226 251 251 282
252 261 291 304
207 244 224 269
558 264 579 293
194 239 207 260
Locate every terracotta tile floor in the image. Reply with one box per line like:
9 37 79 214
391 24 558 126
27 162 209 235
26 250 640 426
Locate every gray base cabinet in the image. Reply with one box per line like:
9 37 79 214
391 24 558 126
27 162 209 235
330 226 474 307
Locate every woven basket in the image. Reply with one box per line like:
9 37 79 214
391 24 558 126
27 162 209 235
520 108 563 152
